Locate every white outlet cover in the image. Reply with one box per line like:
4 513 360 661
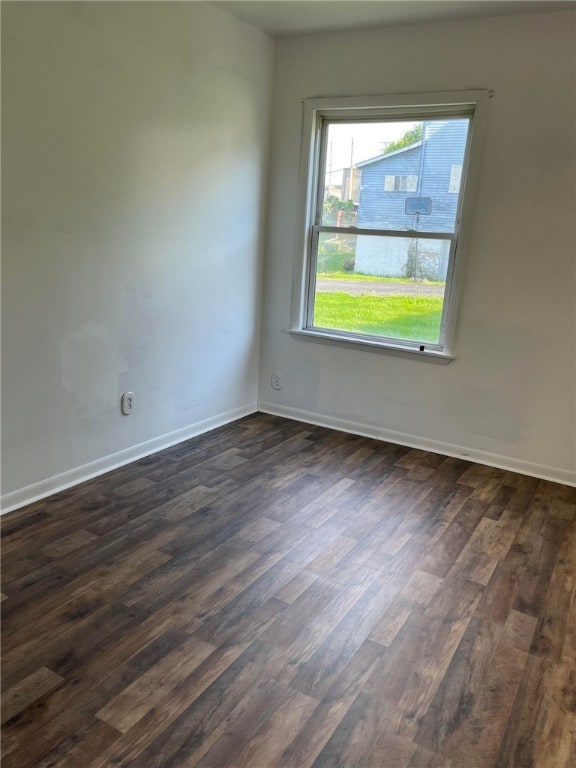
121 391 135 415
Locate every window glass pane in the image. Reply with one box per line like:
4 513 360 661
321 118 470 233
312 232 450 344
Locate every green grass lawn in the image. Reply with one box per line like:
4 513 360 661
313 292 443 343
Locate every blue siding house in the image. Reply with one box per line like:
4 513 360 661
354 119 469 279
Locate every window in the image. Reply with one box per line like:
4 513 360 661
291 91 488 359
384 174 418 192
449 164 463 193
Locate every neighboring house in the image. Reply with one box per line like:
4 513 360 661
354 119 469 279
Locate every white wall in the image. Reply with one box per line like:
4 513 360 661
2 6 575 509
1 2 273 506
259 11 576 484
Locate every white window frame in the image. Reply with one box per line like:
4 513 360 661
289 90 489 362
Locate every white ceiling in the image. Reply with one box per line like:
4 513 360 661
212 1 574 37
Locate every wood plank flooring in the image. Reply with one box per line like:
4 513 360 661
2 412 575 767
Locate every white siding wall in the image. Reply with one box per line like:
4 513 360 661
355 237 449 280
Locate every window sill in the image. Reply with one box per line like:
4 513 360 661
288 328 454 364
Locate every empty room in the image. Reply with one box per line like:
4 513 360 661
1 1 575 766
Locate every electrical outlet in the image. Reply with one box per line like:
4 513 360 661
121 391 135 415
271 373 282 391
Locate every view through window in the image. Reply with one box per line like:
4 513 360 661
308 115 472 349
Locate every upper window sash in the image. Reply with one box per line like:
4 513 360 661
315 113 474 236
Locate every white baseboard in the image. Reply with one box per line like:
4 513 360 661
3 399 573 515
0 403 257 515
258 401 576 488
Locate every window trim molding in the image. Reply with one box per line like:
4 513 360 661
288 328 454 364
289 89 491 359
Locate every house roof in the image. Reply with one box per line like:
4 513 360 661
355 141 422 169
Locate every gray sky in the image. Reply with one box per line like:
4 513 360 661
325 120 419 178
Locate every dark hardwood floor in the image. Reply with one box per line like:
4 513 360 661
2 412 575 767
